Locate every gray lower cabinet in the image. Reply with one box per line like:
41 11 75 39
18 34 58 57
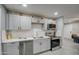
33 38 50 54
20 41 33 55
2 42 19 55
21 38 50 55
2 38 50 55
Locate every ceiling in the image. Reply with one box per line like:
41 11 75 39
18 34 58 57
4 4 79 18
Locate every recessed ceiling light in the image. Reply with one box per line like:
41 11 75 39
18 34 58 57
54 12 58 16
22 4 28 7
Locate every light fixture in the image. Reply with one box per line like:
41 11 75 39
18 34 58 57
22 4 28 7
54 12 58 16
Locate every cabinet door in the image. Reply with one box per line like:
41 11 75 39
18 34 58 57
22 41 33 55
9 14 20 30
40 39 50 52
20 15 31 30
44 38 50 50
5 42 19 55
33 39 41 54
26 16 31 29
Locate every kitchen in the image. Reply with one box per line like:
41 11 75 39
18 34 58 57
0 4 63 55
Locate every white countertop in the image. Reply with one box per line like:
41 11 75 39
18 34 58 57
2 36 50 43
2 37 34 43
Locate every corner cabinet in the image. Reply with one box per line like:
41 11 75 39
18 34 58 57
8 13 32 30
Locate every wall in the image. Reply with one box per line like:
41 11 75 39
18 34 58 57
0 5 6 55
72 22 79 33
11 30 33 38
0 7 2 55
0 5 6 30
63 18 79 39
9 29 45 39
63 23 73 39
64 18 79 24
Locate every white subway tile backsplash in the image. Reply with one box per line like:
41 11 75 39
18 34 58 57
11 30 33 38
11 28 45 39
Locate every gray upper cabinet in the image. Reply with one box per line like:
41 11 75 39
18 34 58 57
8 13 32 30
20 15 32 30
8 14 20 30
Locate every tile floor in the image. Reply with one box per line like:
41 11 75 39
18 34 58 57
40 39 79 55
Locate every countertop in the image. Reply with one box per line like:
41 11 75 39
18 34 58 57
2 36 50 43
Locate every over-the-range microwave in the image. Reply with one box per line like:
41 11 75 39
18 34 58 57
47 24 56 30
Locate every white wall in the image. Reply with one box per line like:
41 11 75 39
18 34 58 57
64 18 79 39
64 18 79 24
0 7 2 55
72 22 79 33
63 24 73 39
0 5 6 30
0 5 6 55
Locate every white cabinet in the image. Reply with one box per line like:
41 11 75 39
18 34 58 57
9 14 20 30
3 42 19 55
33 39 41 54
20 15 31 30
33 38 50 54
40 38 50 52
8 13 32 30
